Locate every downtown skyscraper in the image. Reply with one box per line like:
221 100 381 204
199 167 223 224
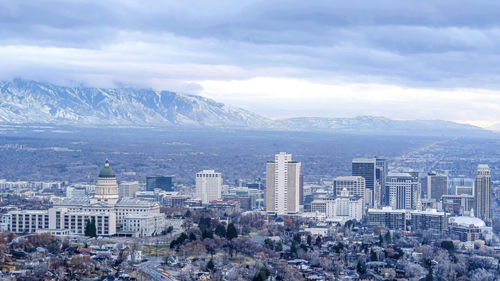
375 157 388 206
474 164 491 223
196 170 222 204
266 152 301 215
352 158 377 207
387 172 421 210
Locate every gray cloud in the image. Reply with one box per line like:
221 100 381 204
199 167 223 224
1 0 500 124
1 0 500 87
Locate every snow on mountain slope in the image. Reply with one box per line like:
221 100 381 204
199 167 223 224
0 79 491 136
0 79 272 128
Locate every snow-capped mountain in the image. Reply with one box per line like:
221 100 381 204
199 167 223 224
0 79 491 136
0 79 271 128
275 116 487 136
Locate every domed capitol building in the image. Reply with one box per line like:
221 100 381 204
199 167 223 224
2 160 165 237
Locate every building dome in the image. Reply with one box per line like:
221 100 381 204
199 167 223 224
99 160 116 178
449 216 486 228
92 159 119 205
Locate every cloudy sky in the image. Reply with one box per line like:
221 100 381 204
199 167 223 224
2 1 500 127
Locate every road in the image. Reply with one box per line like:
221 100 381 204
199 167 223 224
136 257 174 281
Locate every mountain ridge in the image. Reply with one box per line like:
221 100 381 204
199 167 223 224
0 79 491 136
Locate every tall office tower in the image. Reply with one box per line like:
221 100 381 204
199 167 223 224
426 172 448 201
119 181 139 198
387 173 421 210
352 158 377 207
375 157 388 205
299 174 304 205
420 177 428 199
265 152 301 215
196 170 222 204
146 176 174 191
333 176 366 198
474 164 491 223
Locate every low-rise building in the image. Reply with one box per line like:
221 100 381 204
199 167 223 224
49 208 117 236
4 210 49 234
122 213 166 237
367 207 406 230
310 188 363 222
449 216 488 242
410 209 448 232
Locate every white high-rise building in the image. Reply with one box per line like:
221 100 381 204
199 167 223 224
265 152 301 215
474 164 491 223
196 170 222 204
387 172 421 210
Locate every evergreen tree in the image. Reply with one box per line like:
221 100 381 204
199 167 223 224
189 232 197 241
84 219 91 237
440 240 454 253
385 231 391 243
252 266 270 281
264 239 274 250
344 220 354 228
178 232 188 243
90 218 97 237
370 249 378 261
206 259 215 272
300 244 308 252
307 235 312 246
315 236 322 247
426 267 433 281
169 240 177 249
202 229 214 239
293 233 301 244
184 210 192 218
357 262 366 274
226 223 238 240
198 217 211 233
291 241 297 254
215 224 227 238
84 218 97 237
275 241 283 252
397 248 404 259
379 234 384 245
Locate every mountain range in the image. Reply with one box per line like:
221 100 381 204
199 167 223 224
0 79 492 136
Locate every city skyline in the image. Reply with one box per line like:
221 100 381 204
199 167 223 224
0 2 499 280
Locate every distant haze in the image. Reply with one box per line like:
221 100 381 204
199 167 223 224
1 1 500 127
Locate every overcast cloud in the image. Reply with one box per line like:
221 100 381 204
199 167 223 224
1 0 500 126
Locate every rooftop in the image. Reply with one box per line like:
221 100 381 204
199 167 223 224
116 198 157 207
449 216 486 228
